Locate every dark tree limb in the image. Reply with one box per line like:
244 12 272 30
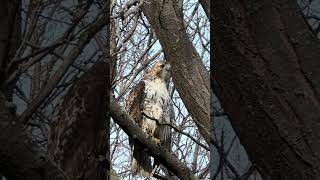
0 92 68 180
110 96 198 180
0 1 68 179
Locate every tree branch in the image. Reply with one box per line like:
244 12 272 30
18 5 108 125
110 96 198 180
0 92 68 180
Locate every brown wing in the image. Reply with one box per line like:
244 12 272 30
127 80 153 176
126 80 145 127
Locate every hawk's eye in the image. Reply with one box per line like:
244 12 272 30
160 64 165 68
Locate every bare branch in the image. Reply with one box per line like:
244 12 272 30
18 7 108 124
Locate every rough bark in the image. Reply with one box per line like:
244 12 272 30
213 0 320 179
110 96 197 180
0 0 21 98
48 61 109 180
0 92 68 180
141 0 210 144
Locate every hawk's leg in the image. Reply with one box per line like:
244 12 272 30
150 127 162 145
142 124 161 145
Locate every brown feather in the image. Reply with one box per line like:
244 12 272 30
126 80 152 176
126 80 145 127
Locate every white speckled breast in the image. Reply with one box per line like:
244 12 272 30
142 78 172 140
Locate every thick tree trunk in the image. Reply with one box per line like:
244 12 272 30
213 0 320 179
48 61 109 180
142 0 210 144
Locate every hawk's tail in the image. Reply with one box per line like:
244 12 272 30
131 145 152 177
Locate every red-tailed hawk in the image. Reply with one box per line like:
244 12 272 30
126 61 174 178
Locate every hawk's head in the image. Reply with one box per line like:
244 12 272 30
150 61 171 82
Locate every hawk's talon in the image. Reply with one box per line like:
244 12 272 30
152 137 161 145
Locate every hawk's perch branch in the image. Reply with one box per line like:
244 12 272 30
110 96 198 180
